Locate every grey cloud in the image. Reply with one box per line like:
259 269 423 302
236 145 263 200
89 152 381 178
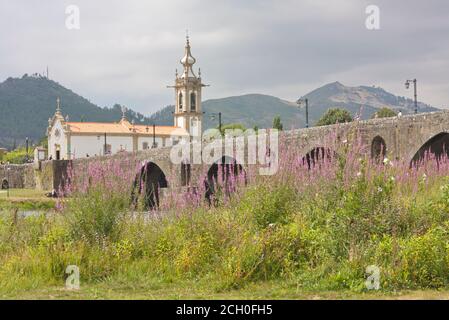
0 0 447 113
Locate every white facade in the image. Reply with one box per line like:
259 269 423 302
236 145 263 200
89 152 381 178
47 105 69 160
70 135 134 159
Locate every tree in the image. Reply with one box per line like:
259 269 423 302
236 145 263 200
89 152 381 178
316 108 353 126
2 147 33 164
220 123 246 136
38 136 48 149
272 116 283 131
372 107 397 119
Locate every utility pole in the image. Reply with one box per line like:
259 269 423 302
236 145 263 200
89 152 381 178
297 98 309 128
405 79 418 114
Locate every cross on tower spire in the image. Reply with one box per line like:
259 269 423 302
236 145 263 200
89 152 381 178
121 106 127 121
55 97 63 117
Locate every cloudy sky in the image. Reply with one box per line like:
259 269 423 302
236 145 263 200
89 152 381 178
0 0 448 115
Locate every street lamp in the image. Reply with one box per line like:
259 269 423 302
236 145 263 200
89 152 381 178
103 133 108 155
152 124 157 148
25 137 29 162
6 165 10 198
296 98 309 128
405 79 418 114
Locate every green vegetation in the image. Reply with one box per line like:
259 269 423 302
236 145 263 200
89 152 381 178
372 107 397 119
220 123 246 135
0 75 151 149
0 147 33 164
2 134 449 299
272 116 283 131
316 108 353 126
0 189 55 210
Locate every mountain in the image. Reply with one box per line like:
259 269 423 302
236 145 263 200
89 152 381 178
148 94 303 130
149 81 440 130
0 76 440 149
302 81 438 120
0 74 151 149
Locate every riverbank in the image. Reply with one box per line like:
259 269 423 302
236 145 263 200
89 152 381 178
0 188 55 210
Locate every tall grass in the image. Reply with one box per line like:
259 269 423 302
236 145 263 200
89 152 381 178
2 128 449 294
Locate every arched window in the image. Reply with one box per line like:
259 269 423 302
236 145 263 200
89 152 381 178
371 136 387 162
178 92 183 111
190 92 196 112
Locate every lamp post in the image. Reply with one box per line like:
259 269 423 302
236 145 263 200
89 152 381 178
152 124 157 148
296 98 309 128
405 79 418 114
6 165 10 198
25 137 29 162
210 112 222 134
103 132 107 155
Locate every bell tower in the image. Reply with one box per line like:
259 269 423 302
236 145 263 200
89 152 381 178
171 35 205 137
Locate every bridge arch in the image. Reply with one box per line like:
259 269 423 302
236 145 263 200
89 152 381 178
302 147 336 169
132 161 168 210
410 132 449 166
204 155 245 205
1 178 8 190
181 160 191 187
371 135 387 162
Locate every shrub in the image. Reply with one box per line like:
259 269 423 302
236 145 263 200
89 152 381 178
238 183 296 229
372 107 397 119
316 108 353 126
65 186 129 244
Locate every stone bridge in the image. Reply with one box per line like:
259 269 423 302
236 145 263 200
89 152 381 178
2 110 449 205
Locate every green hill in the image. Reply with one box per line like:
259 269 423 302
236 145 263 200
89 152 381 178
0 74 151 149
0 75 439 149
148 94 304 130
149 82 439 131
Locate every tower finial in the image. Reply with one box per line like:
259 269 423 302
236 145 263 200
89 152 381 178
180 32 196 77
186 29 189 45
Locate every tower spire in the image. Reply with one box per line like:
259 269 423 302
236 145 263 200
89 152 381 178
180 33 196 78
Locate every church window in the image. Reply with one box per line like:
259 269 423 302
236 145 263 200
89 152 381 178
190 92 196 111
179 92 183 111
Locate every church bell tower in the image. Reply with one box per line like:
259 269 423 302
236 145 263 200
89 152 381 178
171 35 205 137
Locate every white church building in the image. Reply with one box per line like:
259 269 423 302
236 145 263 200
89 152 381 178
47 36 204 160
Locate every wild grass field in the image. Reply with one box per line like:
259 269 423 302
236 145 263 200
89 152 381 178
2 131 449 299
